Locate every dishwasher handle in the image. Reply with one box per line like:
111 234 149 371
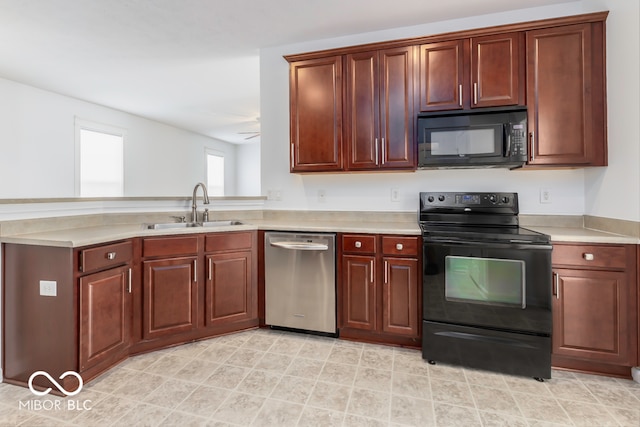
270 241 329 251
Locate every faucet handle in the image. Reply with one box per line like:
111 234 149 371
171 216 186 223
203 209 209 222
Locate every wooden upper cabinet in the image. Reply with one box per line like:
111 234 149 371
526 22 607 166
420 34 524 111
345 47 415 170
419 40 466 111
471 33 524 108
289 56 343 172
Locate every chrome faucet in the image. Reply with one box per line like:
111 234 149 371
191 182 210 222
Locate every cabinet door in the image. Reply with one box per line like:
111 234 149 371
205 251 253 327
142 256 198 340
79 265 131 372
342 255 376 331
471 33 524 108
290 56 343 172
552 268 635 365
526 23 606 166
419 40 466 111
380 46 415 168
382 257 419 337
346 51 379 169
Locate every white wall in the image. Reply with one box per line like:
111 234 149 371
0 77 238 199
260 1 637 219
583 0 640 222
235 142 261 196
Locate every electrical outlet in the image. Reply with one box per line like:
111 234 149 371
540 188 552 204
274 190 282 201
391 188 400 202
267 190 273 200
318 189 326 203
40 280 57 297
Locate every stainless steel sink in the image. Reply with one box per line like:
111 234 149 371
201 220 243 227
144 222 201 230
144 220 243 230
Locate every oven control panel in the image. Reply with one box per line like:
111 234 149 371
420 192 518 210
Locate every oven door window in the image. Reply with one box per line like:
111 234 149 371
445 256 525 308
428 125 502 157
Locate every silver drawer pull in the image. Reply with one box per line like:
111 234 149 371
396 243 403 251
355 241 362 248
583 253 594 261
106 252 116 260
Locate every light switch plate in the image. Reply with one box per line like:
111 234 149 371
39 280 57 297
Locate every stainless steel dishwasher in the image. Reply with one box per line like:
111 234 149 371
264 232 336 335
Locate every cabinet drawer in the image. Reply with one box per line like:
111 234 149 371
205 231 253 252
143 236 199 258
342 234 377 254
552 244 626 269
382 236 419 256
80 241 132 273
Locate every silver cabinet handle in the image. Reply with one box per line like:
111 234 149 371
208 258 212 281
370 260 374 283
583 253 594 261
384 261 389 284
193 259 197 283
355 241 362 248
128 268 132 293
458 84 463 107
554 273 560 299
396 243 403 251
381 137 385 164
375 138 379 165
106 252 116 260
530 132 535 162
473 82 478 105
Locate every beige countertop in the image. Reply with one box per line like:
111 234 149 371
1 219 638 248
525 226 640 245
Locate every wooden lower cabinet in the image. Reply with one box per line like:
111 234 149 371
382 257 419 336
142 256 198 340
551 243 638 378
342 254 377 331
205 250 253 326
339 234 421 346
79 265 131 372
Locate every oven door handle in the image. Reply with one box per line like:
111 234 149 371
423 238 552 251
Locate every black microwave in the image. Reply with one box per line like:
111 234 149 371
417 107 528 169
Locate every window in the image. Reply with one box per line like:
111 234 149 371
206 150 224 196
75 119 125 197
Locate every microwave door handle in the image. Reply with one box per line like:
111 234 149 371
504 124 512 157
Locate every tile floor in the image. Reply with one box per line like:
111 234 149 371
1 328 639 426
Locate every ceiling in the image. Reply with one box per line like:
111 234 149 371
0 0 570 144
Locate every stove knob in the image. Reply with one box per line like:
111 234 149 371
427 195 434 202
488 194 497 203
438 195 445 202
501 196 510 204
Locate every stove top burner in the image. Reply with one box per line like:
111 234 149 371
419 191 550 245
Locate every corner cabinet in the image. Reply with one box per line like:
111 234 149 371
526 21 607 166
289 56 343 172
2 240 135 391
551 243 637 378
339 233 421 346
141 235 200 341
